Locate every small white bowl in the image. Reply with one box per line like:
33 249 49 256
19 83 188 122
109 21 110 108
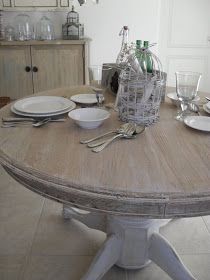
167 92 200 106
68 108 110 129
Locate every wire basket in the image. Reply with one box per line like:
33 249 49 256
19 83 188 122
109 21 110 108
116 46 166 126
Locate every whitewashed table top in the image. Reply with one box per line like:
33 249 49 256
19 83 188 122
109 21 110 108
0 86 209 218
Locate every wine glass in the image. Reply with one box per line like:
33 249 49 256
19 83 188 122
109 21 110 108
88 65 111 107
175 71 202 121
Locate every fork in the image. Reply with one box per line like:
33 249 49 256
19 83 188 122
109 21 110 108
32 118 51 127
2 118 66 128
80 123 131 144
92 123 136 153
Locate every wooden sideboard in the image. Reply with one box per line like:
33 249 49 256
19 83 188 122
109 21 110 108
0 40 89 99
0 0 72 11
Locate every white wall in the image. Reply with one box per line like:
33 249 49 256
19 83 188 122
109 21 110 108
3 0 161 65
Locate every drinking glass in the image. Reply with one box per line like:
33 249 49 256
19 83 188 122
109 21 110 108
89 65 111 107
175 71 202 121
5 25 15 41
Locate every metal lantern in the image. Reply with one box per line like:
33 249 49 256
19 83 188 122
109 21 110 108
62 6 80 40
115 43 167 126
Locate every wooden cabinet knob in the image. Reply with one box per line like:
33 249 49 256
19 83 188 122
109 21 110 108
25 66 31 72
33 66 38 73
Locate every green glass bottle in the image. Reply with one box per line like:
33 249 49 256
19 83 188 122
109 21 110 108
143 41 153 73
135 40 143 71
136 40 142 49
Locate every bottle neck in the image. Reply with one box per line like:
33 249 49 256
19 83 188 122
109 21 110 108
136 40 142 48
143 41 149 49
120 26 129 48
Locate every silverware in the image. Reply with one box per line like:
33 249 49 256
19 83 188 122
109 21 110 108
205 97 210 101
80 123 131 144
88 124 145 148
2 117 66 122
32 118 51 127
1 123 31 128
1 118 66 128
32 118 66 127
2 117 35 122
92 123 136 153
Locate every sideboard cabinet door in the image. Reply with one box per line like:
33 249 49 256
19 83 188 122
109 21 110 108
13 0 58 7
31 45 84 93
0 46 33 99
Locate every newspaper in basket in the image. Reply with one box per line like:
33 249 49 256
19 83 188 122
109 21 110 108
115 45 166 126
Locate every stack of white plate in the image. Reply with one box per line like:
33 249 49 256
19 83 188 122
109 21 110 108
11 96 76 117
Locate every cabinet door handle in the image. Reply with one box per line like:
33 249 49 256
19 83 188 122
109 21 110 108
25 66 31 72
33 66 38 73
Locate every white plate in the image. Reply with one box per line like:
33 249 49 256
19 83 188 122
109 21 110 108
203 104 210 115
167 92 200 105
11 102 76 118
70 94 104 105
14 96 73 114
184 116 210 132
206 101 210 110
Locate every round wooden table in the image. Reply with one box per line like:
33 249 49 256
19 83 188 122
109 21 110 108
0 86 209 280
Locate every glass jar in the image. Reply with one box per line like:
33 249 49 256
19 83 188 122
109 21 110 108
36 16 55 41
5 25 15 41
14 14 33 41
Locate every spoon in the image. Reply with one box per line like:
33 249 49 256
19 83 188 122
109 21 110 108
205 97 210 102
92 124 136 153
80 123 131 144
88 124 145 148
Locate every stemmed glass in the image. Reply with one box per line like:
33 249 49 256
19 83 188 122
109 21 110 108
88 65 111 107
175 71 202 121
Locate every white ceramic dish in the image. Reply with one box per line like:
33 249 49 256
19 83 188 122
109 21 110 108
11 102 76 117
184 116 210 132
203 104 210 115
206 101 210 110
14 96 73 114
167 92 200 105
70 93 104 105
68 108 110 129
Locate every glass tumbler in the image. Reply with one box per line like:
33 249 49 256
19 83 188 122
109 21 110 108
89 65 111 107
175 71 202 121
5 25 15 41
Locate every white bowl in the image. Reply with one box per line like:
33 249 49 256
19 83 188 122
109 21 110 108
167 92 200 106
68 108 110 129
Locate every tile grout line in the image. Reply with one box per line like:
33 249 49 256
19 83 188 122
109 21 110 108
125 269 129 280
17 197 46 280
202 216 210 235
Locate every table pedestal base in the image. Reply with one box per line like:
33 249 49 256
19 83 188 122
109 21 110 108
63 206 196 280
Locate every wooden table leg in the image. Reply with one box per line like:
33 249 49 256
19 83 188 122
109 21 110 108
63 208 196 280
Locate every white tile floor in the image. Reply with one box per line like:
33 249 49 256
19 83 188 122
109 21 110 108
1 165 210 280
